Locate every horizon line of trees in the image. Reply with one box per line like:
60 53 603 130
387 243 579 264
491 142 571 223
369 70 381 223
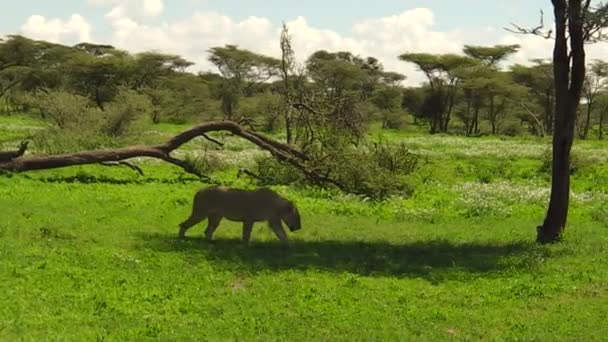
2 33 607 141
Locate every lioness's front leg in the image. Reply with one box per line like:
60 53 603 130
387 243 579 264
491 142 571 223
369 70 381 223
269 219 288 246
242 221 254 244
204 215 222 241
178 215 207 239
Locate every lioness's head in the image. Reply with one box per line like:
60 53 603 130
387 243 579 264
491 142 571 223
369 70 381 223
282 201 301 232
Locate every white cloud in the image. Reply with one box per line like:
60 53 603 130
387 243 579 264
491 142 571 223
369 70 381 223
89 0 164 18
20 14 92 44
499 34 554 64
98 8 469 85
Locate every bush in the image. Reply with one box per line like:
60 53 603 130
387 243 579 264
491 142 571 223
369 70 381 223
381 111 406 129
539 148 591 176
251 139 420 200
28 88 151 153
101 88 151 138
33 90 101 130
31 128 117 154
500 122 523 137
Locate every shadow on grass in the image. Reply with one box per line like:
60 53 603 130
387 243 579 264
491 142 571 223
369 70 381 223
20 174 203 185
136 232 544 280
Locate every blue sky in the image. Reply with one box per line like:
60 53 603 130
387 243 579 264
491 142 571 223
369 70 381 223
4 0 591 85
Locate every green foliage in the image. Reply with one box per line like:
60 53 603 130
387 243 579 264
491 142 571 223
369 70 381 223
25 88 150 153
183 148 229 175
31 90 100 129
101 88 151 137
253 139 418 200
539 148 592 176
239 92 281 132
500 121 524 136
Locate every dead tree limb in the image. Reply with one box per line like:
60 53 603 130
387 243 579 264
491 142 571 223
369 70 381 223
100 161 145 176
0 141 29 163
0 121 343 189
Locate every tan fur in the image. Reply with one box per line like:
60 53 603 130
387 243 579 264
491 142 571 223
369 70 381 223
178 186 301 245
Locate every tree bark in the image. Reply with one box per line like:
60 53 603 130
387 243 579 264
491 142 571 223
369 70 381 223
537 0 586 244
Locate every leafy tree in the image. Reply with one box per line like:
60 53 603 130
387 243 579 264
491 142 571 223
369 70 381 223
208 45 280 119
65 50 130 110
128 52 193 90
580 59 608 138
463 44 520 66
511 60 555 135
596 91 608 138
306 50 368 100
0 36 37 101
371 86 404 128
399 53 476 133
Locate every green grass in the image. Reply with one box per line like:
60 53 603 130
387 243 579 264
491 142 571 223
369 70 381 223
1 167 608 340
1 115 608 340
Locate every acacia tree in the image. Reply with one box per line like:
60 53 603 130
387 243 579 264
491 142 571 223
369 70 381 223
580 59 608 138
511 60 555 134
208 45 280 119
399 53 475 133
597 91 608 138
511 0 608 243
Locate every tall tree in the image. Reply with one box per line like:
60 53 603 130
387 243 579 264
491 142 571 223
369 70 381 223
511 0 608 243
398 53 476 133
511 60 555 134
597 91 608 139
580 59 608 138
463 44 520 66
208 45 280 119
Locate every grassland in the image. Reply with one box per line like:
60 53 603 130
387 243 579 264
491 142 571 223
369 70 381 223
1 114 608 340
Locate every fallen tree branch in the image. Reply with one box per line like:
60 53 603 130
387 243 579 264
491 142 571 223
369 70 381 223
0 141 29 163
201 133 224 147
100 161 145 176
237 168 264 181
0 121 343 189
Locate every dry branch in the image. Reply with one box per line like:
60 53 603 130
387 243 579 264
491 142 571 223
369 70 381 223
0 120 343 189
100 161 145 176
0 141 29 163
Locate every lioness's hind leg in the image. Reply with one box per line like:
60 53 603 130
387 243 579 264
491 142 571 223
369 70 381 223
242 221 254 244
269 219 288 246
204 215 222 241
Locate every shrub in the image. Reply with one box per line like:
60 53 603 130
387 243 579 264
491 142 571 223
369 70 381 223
101 88 151 138
500 122 523 137
381 111 406 129
250 139 420 200
539 148 591 176
31 128 117 154
33 90 101 130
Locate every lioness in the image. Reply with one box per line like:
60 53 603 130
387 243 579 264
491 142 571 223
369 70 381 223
178 186 301 245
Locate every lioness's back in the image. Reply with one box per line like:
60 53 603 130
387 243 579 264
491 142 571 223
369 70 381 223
194 186 285 221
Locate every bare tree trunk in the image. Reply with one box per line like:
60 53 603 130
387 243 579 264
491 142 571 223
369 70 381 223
473 106 480 134
537 0 586 244
582 101 593 139
600 110 605 139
